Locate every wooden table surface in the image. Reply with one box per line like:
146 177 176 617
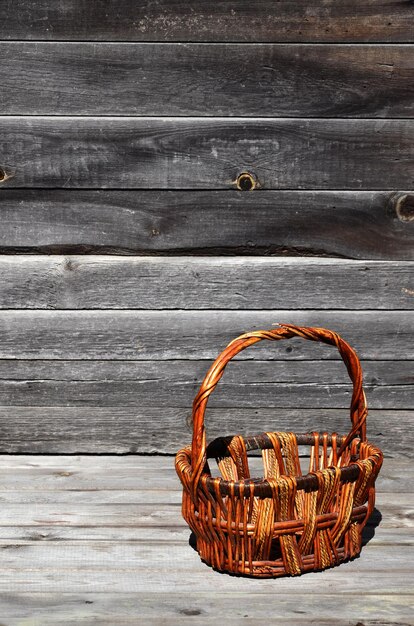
0 455 411 624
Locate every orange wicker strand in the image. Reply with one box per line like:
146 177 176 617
175 324 383 577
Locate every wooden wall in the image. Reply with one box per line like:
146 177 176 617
0 2 413 456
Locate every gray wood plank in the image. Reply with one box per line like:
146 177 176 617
1 43 413 117
0 539 409 568
0 407 409 455
2 257 413 309
0 524 413 544
0 1 412 42
0 526 408 546
0 359 408 386
0 118 412 189
0 476 406 502
0 593 413 626
0 570 409 595
0 456 406 491
0 358 408 385
0 360 411 410
1 190 412 259
0 489 410 511
0 310 410 360
0 542 409 593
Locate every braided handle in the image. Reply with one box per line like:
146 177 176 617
191 324 367 481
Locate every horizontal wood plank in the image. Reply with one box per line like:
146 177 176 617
1 257 413 309
1 43 413 117
0 1 412 42
0 190 412 259
2 523 405 546
0 540 410 569
0 360 411 410
0 310 410 360
0 490 410 510
0 559 409 595
0 456 406 493
0 593 413 626
0 118 413 189
0 358 408 385
0 407 410 455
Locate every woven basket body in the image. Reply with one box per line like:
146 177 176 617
176 324 383 578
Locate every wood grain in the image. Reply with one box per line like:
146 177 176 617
0 406 409 455
0 538 410 568
0 544 409 593
0 1 412 42
0 455 409 624
0 593 413 626
0 359 410 410
0 454 406 492
1 190 413 259
0 118 412 189
1 257 413 309
0 310 410 361
1 43 413 117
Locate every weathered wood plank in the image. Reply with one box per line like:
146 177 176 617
0 524 408 548
0 118 412 189
0 407 409 455
0 360 411 410
0 595 413 625
13 618 404 626
1 43 413 117
0 542 409 593
0 311 410 360
0 359 408 385
0 1 412 42
0 540 410 569
0 466 408 500
0 456 406 492
0 570 409 595
1 190 412 259
0 490 409 514
0 495 407 534
0 593 413 626
0 526 408 546
2 257 414 309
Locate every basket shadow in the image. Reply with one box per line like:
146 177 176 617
362 507 382 546
187 507 382 577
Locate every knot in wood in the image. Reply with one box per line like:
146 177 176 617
236 172 257 191
395 194 414 222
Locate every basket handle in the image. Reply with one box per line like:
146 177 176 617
190 324 367 481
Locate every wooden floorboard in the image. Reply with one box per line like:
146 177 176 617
0 594 412 625
0 455 410 623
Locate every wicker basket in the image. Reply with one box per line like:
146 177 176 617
175 324 383 578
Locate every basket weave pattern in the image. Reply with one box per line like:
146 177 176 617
176 324 383 578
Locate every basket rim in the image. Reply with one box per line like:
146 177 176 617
176 432 383 499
